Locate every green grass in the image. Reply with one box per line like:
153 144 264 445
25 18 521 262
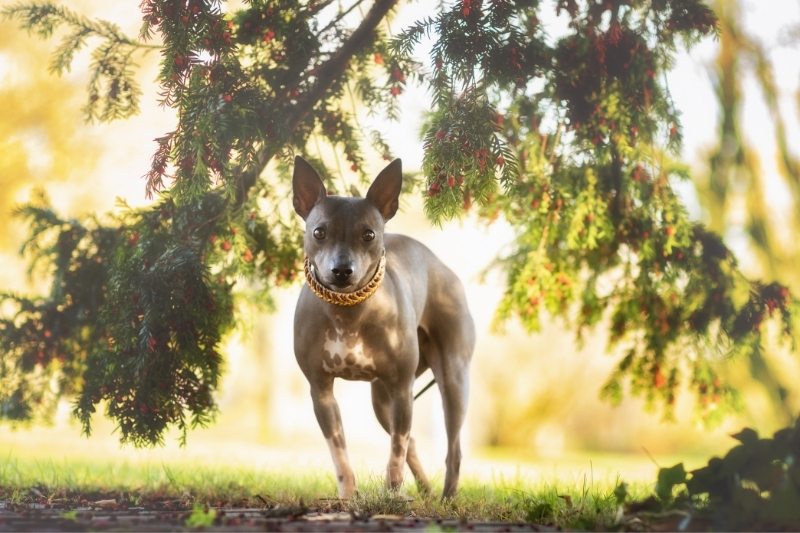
0 453 650 528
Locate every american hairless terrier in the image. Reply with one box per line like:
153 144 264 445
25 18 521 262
292 156 475 499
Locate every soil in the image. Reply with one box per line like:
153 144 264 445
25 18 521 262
0 497 559 532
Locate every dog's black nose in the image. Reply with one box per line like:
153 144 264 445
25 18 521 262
331 264 354 283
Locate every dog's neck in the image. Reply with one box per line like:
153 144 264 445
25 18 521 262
304 251 386 307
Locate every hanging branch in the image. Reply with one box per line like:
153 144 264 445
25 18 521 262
235 0 400 203
2 2 158 121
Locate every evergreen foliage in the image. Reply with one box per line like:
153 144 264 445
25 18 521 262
695 0 800 423
0 0 797 445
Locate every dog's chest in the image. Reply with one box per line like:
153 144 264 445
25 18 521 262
321 327 377 380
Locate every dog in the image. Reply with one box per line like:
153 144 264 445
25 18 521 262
292 156 475 499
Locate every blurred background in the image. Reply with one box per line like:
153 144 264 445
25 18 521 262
2 0 799 487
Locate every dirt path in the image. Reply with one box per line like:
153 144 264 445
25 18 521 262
0 500 558 532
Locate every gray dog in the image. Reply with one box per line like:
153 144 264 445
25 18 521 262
292 156 475 499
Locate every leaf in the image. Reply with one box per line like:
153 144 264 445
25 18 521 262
656 463 686 502
745 461 784 493
687 457 726 496
731 486 762 519
185 504 216 528
765 486 800 526
731 427 759 445
92 499 117 510
721 444 753 477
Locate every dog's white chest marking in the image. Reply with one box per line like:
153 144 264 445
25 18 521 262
322 328 377 379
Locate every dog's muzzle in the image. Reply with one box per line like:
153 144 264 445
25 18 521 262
304 251 386 306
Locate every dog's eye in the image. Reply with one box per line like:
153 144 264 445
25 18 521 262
313 227 326 240
362 229 375 242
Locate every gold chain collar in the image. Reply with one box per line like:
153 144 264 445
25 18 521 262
303 252 386 307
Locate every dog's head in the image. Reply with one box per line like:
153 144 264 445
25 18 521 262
292 156 401 292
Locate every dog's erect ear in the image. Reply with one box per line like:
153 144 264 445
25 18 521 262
366 158 402 221
292 156 327 220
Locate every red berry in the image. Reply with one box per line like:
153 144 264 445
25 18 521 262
390 86 402 97
374 53 383 65
223 94 232 103
779 287 790 301
221 240 232 251
496 155 505 167
654 369 666 389
665 226 676 237
243 249 254 263
435 129 446 140
428 182 441 196
447 175 455 188
350 163 359 172
263 30 275 42
391 68 405 82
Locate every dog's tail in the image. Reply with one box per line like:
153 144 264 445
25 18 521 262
413 377 436 401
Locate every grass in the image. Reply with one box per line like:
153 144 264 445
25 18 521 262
0 453 651 528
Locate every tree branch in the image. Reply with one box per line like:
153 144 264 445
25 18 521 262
318 0 371 37
234 0 399 203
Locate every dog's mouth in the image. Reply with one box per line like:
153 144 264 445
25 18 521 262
304 252 386 306
328 279 355 291
310 266 360 292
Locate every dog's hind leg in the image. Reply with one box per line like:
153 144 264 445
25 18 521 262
422 317 474 499
371 380 431 494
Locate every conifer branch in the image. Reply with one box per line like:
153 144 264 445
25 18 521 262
235 0 400 203
2 1 158 121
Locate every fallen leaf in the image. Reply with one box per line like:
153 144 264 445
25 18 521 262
92 499 117 509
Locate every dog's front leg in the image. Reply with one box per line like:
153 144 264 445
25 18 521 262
310 379 356 499
385 383 413 491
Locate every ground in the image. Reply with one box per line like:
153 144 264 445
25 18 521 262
0 495 559 532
